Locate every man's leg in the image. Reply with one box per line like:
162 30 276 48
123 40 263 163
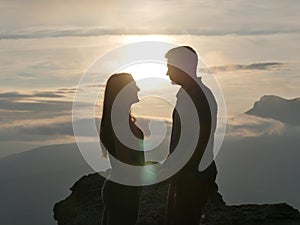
170 174 216 225
166 183 176 225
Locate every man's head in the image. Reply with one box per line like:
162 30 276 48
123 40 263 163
165 46 198 85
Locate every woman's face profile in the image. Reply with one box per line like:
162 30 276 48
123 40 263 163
105 73 140 109
124 81 140 105
108 75 140 110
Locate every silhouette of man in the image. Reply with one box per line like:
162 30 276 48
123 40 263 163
165 46 218 225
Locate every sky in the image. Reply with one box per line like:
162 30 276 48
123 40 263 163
1 0 300 36
0 0 300 156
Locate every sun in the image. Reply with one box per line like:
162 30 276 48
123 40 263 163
119 62 167 80
115 35 176 90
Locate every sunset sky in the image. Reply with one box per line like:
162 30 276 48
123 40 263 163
1 2 300 225
0 0 299 157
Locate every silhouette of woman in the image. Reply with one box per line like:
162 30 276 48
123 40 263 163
100 73 145 225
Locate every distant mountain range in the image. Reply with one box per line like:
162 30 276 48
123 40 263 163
0 143 93 225
246 95 300 125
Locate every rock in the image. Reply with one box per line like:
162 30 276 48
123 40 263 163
203 203 300 225
245 95 300 125
53 172 300 225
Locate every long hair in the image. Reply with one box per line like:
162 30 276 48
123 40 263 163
100 73 136 158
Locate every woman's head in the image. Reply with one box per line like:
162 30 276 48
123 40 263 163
100 73 140 155
102 73 139 112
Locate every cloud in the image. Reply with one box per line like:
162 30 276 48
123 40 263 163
0 28 118 40
1 28 300 40
1 0 299 39
0 119 72 141
1 1 300 38
0 115 171 144
0 88 95 111
0 92 32 99
0 88 172 143
226 114 286 137
0 89 91 127
56 87 77 94
0 117 98 142
0 91 65 99
33 92 65 98
199 62 287 73
0 98 72 112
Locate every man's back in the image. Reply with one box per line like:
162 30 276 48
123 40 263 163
197 77 218 173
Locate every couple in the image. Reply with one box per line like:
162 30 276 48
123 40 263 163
100 46 217 225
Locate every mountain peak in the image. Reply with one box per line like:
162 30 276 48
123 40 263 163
246 95 300 125
259 95 285 101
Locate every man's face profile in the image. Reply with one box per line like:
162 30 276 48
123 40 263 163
166 63 183 85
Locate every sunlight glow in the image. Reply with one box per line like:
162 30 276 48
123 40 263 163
117 62 171 91
121 35 174 44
